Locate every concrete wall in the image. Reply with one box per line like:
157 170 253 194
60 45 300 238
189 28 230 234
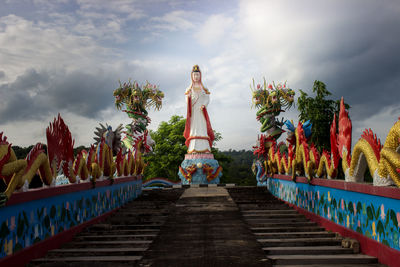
267 175 400 266
0 177 142 259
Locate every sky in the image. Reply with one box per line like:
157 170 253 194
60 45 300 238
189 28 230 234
0 0 399 151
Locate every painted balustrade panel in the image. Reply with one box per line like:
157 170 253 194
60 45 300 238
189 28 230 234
0 179 142 258
267 178 400 252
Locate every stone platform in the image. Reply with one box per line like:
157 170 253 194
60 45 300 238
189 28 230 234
139 187 269 266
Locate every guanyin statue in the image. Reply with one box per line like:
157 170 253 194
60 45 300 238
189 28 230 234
183 65 215 154
178 65 222 184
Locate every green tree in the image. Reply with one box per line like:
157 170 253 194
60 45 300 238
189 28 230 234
12 145 34 159
144 115 232 181
221 149 257 186
297 80 350 152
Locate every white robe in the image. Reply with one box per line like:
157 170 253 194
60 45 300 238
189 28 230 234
187 88 211 153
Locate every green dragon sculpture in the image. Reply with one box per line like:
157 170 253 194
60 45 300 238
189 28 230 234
113 80 164 172
252 79 295 140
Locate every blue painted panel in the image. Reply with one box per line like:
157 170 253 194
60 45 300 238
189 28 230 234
0 180 142 258
267 178 400 252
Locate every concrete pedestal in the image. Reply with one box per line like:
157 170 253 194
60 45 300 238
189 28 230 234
178 153 222 185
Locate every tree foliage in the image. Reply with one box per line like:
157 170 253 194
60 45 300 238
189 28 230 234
297 80 350 152
144 115 187 180
220 149 257 186
144 115 232 182
11 145 89 159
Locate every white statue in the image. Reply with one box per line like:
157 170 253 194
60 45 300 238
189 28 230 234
183 65 215 154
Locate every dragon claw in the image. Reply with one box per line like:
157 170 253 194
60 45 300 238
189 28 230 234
0 193 8 207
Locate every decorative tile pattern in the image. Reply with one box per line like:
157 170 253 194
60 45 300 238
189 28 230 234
0 180 141 258
267 178 400 251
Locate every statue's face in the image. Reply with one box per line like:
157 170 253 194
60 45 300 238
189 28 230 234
192 72 201 82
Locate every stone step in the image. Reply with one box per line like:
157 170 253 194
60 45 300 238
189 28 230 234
258 237 341 247
115 214 168 219
239 204 289 208
248 221 318 227
85 228 160 234
62 240 152 248
243 213 304 219
117 208 168 213
263 246 353 255
245 218 309 223
99 224 162 229
250 226 324 233
268 254 378 265
242 209 298 214
118 207 168 211
121 203 171 206
116 212 168 216
46 247 147 257
107 218 166 224
254 231 336 239
276 265 385 267
31 255 142 263
121 210 169 214
74 234 157 241
126 204 168 207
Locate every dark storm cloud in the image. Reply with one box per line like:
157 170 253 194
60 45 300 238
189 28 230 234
296 1 400 120
0 68 118 123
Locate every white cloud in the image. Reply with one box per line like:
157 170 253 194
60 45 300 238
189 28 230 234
352 104 400 148
76 0 145 19
196 14 234 46
144 10 197 32
0 15 115 82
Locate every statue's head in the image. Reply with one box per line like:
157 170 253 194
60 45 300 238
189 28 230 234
191 65 201 83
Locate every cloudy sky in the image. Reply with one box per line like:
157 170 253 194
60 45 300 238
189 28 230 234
0 0 399 151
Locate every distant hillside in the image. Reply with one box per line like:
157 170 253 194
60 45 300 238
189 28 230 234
220 149 257 186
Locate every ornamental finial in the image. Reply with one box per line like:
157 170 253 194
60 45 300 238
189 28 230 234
192 65 200 73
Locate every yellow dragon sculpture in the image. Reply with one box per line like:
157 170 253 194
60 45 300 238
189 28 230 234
0 115 143 207
264 98 400 187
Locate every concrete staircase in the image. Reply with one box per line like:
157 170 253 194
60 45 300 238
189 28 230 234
29 188 184 267
227 187 384 267
28 186 386 266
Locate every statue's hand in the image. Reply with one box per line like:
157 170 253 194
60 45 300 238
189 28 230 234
201 105 205 110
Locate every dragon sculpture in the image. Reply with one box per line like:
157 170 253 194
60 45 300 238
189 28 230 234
252 159 267 186
252 79 295 140
93 123 124 156
0 114 144 207
256 97 400 187
113 80 164 174
251 79 296 184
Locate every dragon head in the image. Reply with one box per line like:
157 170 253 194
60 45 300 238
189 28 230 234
268 90 279 105
252 88 268 107
150 89 164 111
129 88 143 112
281 88 295 107
113 82 131 110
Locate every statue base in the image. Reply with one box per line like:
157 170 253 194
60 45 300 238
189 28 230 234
178 153 222 185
